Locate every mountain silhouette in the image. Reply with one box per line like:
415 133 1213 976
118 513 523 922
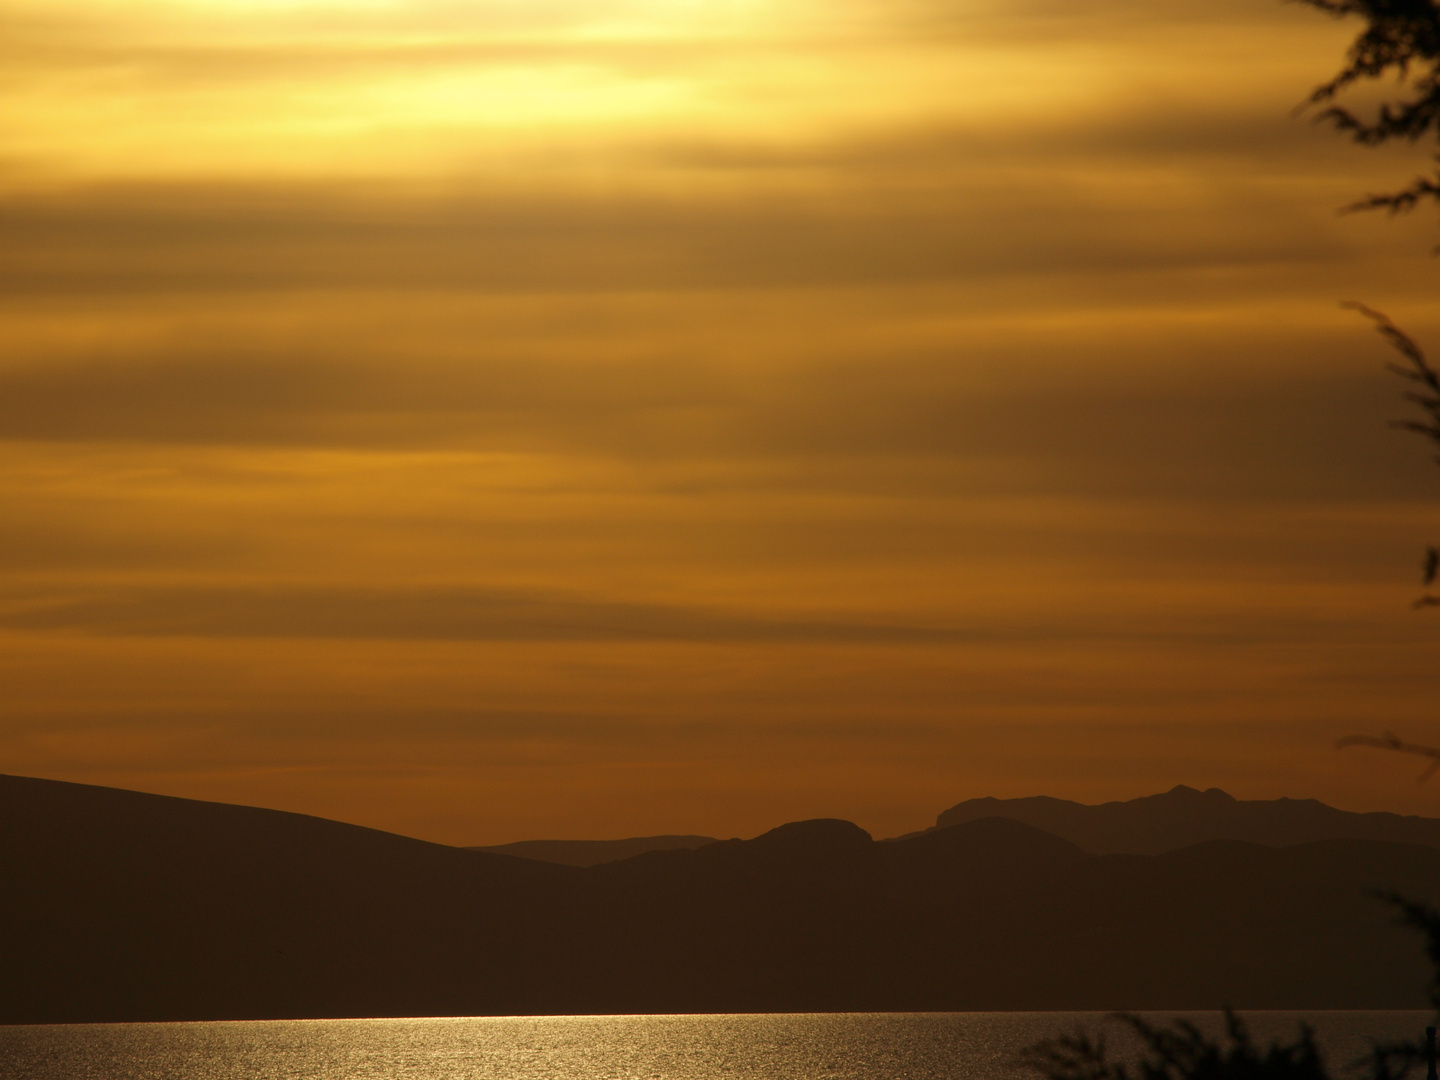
470 834 717 866
931 784 1440 853
0 772 583 1023
4 773 1439 1023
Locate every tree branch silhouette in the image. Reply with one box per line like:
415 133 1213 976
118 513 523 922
1344 302 1440 604
1026 897 1440 1080
1336 730 1440 781
1293 0 1440 214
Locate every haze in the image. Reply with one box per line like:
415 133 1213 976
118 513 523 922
2 0 1438 845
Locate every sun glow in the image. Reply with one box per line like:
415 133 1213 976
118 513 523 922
0 0 1172 184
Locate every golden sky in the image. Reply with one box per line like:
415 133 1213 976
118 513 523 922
3 0 1440 845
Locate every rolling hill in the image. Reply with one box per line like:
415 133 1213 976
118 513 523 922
4 774 1436 1022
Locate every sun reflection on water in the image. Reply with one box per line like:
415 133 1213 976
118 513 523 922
0 1011 1429 1080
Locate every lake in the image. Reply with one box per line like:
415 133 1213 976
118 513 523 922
0 1011 1430 1080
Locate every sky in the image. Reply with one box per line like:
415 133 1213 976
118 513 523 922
3 0 1440 846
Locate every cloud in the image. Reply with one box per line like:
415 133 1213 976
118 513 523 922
0 139 1366 298
0 318 1429 502
0 581 991 643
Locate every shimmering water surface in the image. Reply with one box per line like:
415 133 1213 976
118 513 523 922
0 1011 1429 1080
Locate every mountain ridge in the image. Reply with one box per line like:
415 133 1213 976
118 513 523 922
5 773 1438 1022
469 834 718 866
929 784 1440 853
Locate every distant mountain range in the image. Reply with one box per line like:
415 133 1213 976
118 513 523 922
470 835 717 867
927 784 1440 853
5 773 1440 1023
469 785 1440 865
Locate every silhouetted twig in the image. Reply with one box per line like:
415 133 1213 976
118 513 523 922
1293 0 1440 215
1336 731 1440 782
1026 1004 1332 1080
1345 302 1440 604
1026 895 1439 1080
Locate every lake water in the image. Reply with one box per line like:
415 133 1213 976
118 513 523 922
0 1011 1430 1080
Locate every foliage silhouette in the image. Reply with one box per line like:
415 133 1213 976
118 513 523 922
1026 896 1437 1080
1344 303 1440 604
1337 731 1440 780
1294 0 1440 214
1025 1012 1330 1080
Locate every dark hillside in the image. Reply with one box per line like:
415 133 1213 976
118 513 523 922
0 774 581 1023
3 774 1437 1022
580 820 1433 1013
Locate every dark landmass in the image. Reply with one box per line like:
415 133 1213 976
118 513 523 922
4 773 1438 1023
469 835 718 866
930 784 1440 854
